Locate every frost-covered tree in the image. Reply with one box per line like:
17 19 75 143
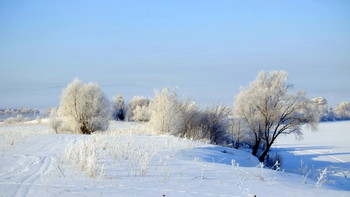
60 79 111 134
126 96 150 121
148 87 183 135
333 102 350 120
311 97 329 121
113 94 126 121
234 71 319 162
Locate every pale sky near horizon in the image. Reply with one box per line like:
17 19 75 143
1 0 349 109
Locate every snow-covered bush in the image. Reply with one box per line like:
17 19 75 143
148 87 183 135
60 79 111 134
148 88 229 144
311 97 330 121
180 106 229 144
112 94 126 121
177 100 201 139
64 139 104 178
133 105 150 122
126 96 150 121
333 102 350 120
3 115 28 124
49 108 62 134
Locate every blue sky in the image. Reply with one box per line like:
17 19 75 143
1 0 349 109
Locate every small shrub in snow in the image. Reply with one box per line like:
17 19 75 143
64 139 105 178
49 108 62 134
316 167 328 189
3 115 28 124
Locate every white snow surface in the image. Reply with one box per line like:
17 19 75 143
0 121 349 197
273 121 350 191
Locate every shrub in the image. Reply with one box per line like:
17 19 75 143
148 88 183 135
64 139 104 178
3 115 28 124
126 96 150 121
60 79 111 134
333 102 350 120
148 87 230 144
49 108 62 134
181 106 229 144
133 105 150 122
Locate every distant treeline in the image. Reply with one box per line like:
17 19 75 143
0 108 40 115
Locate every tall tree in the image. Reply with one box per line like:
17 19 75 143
234 71 319 162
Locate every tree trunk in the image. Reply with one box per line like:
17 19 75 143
252 141 260 156
80 123 91 135
258 145 271 162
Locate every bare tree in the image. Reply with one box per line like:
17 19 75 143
201 106 229 144
234 71 319 162
229 118 251 149
60 79 111 134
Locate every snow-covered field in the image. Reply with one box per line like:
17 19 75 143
0 120 349 197
273 121 350 191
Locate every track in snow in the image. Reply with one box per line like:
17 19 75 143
0 135 73 197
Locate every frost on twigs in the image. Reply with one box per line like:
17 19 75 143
316 167 328 190
148 87 229 144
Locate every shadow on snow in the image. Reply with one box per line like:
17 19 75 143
271 146 350 191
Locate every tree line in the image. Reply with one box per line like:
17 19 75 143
0 108 40 115
50 71 350 164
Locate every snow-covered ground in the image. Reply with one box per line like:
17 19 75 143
0 121 349 197
273 121 350 191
